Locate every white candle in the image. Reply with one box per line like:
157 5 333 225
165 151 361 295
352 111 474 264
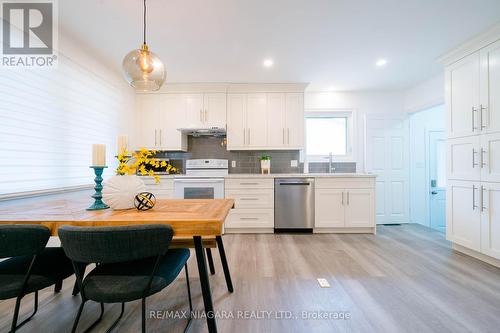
117 135 129 155
92 144 106 166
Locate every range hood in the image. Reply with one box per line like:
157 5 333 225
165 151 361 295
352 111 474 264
177 127 226 137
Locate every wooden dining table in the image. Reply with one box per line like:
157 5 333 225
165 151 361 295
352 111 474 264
0 197 235 333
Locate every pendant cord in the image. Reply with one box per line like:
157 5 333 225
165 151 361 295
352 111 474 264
143 0 146 45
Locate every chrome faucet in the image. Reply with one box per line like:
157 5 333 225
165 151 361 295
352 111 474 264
328 152 335 173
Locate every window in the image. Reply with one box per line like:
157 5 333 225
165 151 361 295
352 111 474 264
304 111 354 162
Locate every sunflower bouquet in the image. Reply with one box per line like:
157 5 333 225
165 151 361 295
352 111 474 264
115 148 177 183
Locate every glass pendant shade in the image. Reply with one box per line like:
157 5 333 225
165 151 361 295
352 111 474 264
122 44 166 91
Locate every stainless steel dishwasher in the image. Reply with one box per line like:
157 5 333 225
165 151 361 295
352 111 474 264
274 178 315 231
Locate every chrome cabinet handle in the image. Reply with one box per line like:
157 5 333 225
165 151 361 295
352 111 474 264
240 198 259 201
472 106 477 131
481 186 487 212
341 192 344 205
240 182 259 185
282 128 285 144
347 191 350 205
248 128 251 145
480 104 488 130
200 109 203 122
287 128 290 144
204 109 208 123
243 128 246 145
480 148 487 168
159 129 162 146
472 149 478 168
472 185 477 210
240 217 259 220
155 129 157 146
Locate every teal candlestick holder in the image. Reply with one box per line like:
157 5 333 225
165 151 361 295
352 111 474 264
87 166 110 211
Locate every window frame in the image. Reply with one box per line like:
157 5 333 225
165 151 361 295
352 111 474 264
303 109 356 163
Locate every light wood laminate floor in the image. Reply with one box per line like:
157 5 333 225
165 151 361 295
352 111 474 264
1 224 500 333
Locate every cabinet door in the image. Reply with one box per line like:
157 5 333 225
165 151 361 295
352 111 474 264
480 182 500 259
203 93 226 128
266 93 286 148
226 94 247 149
447 136 481 181
246 94 268 148
159 94 187 151
285 93 304 148
315 189 345 228
480 132 500 182
345 189 375 227
136 94 160 149
446 180 481 251
446 52 480 138
480 40 500 134
183 94 204 128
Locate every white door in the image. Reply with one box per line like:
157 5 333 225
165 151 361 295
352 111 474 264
446 180 481 251
446 52 480 138
159 94 187 151
203 93 226 128
315 189 345 228
136 94 160 149
447 136 481 181
365 115 410 224
226 94 247 149
480 182 500 259
285 93 304 148
267 93 286 148
480 132 500 183
345 189 374 227
183 94 204 128
480 39 500 134
246 93 268 148
429 131 446 232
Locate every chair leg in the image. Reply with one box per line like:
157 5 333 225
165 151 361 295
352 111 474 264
72 281 80 296
9 291 38 333
142 298 146 333
206 248 215 275
184 264 193 333
106 302 125 333
216 236 234 293
71 301 86 333
54 279 63 293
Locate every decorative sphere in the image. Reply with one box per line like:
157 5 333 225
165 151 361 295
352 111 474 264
134 192 156 211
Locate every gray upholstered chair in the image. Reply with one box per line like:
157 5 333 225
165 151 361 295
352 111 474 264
0 225 75 333
58 224 192 333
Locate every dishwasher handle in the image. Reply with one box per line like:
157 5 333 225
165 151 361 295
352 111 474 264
278 182 311 186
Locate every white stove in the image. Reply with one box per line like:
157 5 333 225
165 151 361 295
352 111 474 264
173 159 228 199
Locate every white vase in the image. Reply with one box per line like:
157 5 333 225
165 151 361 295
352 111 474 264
260 160 271 174
102 175 146 210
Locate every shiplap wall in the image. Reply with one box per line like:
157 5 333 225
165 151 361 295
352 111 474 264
0 29 135 197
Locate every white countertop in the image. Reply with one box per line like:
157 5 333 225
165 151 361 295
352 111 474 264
143 173 376 179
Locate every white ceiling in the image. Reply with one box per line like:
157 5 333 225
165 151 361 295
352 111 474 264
60 0 500 91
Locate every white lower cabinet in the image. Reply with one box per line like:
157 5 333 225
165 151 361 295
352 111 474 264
481 182 500 259
314 178 376 233
143 178 174 199
225 209 274 229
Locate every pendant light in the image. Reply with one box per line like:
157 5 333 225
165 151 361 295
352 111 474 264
122 0 166 91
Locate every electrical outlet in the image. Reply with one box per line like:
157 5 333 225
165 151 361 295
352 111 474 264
291 160 298 167
317 278 330 288
231 161 236 168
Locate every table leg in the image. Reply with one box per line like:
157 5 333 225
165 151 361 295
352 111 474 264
215 236 234 293
193 236 217 333
206 248 216 275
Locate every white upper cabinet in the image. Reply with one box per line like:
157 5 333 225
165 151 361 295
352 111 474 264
446 52 480 139
135 94 187 151
447 136 481 181
285 93 304 148
480 39 500 134
203 93 227 128
182 93 227 129
227 92 304 150
246 94 268 148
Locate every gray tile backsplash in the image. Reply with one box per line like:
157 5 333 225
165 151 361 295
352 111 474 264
306 162 357 173
156 136 355 174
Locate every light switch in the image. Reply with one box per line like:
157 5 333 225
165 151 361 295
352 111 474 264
231 161 237 168
291 160 298 167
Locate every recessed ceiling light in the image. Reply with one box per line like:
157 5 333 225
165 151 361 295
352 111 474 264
263 59 274 68
376 59 388 67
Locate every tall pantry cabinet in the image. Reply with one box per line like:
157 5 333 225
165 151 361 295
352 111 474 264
445 32 500 263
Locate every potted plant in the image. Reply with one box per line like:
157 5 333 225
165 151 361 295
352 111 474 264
103 148 178 210
260 154 271 174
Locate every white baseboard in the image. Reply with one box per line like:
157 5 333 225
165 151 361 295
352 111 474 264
313 227 376 234
452 244 500 268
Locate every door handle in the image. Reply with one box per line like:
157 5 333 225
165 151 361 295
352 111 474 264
480 104 487 130
480 148 487 168
472 106 477 132
481 186 487 212
431 191 438 195
472 185 477 210
472 149 478 168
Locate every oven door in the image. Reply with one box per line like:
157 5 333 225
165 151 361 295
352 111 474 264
173 178 225 199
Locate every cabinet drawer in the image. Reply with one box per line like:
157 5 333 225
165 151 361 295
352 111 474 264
315 178 375 189
225 178 274 189
225 189 274 208
225 209 274 228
